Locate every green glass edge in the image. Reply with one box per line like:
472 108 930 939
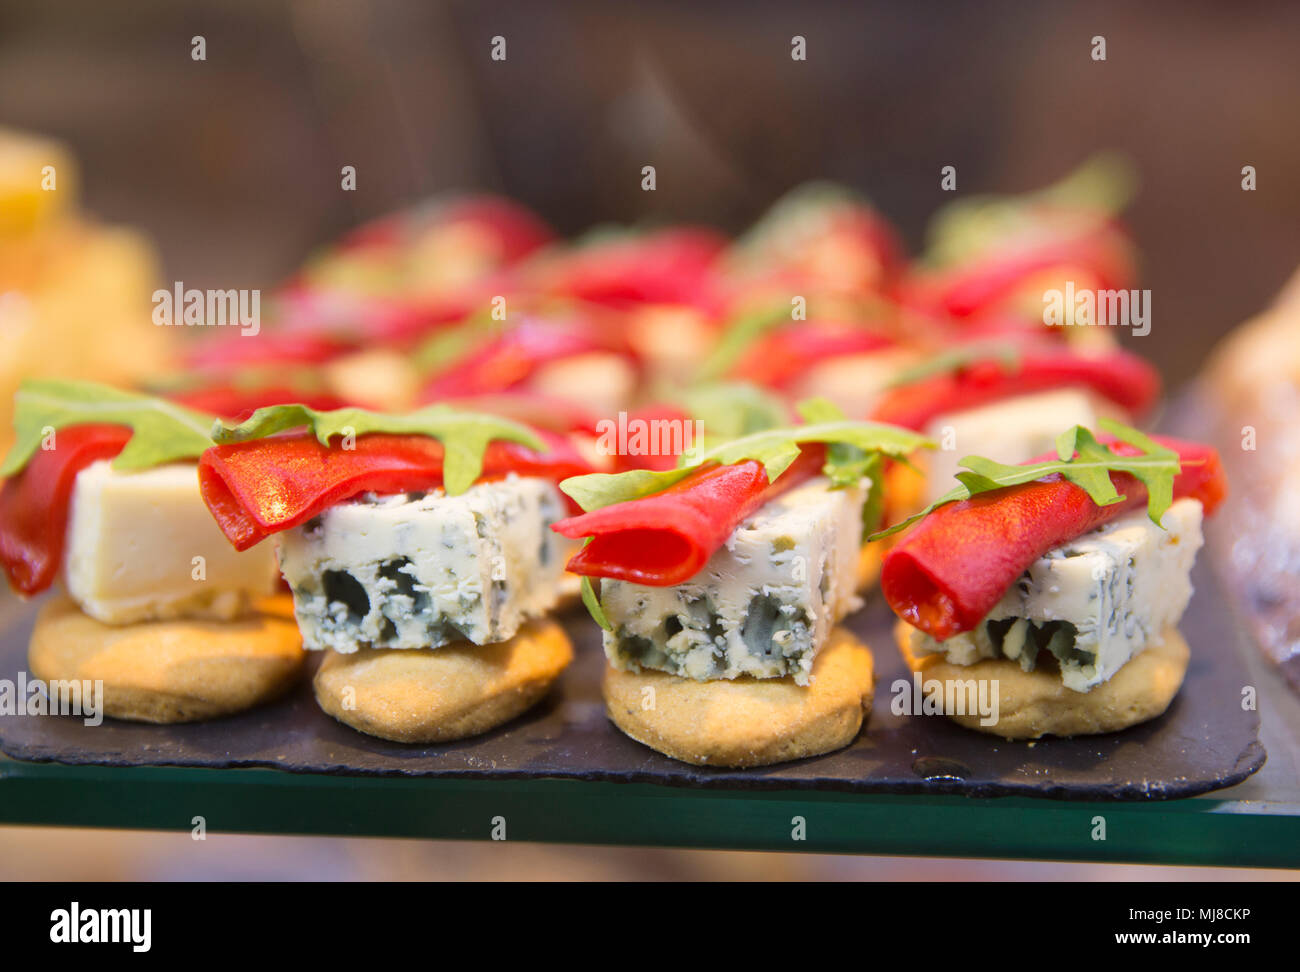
0 758 1296 868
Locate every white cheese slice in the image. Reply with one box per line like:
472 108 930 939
922 388 1111 504
911 498 1204 691
277 474 566 652
788 348 919 419
528 352 636 420
601 477 865 686
63 460 279 624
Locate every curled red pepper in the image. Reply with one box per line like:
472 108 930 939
418 317 639 401
870 348 1161 430
903 222 1135 319
731 321 895 389
167 383 351 421
199 431 594 551
553 445 826 587
0 425 133 595
881 437 1226 641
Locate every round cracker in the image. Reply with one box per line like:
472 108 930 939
603 626 874 767
313 620 573 743
28 593 305 724
895 619 1188 739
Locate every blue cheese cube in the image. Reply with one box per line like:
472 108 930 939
600 478 865 686
910 498 1205 691
278 475 567 652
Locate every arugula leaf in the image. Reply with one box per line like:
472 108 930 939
868 418 1181 541
796 398 866 487
674 382 788 444
858 453 887 538
560 465 696 513
733 181 868 255
793 397 843 425
579 575 612 632
560 406 932 512
924 153 1137 268
883 340 1021 389
411 310 499 376
1 380 216 477
695 304 792 381
212 403 545 496
796 398 887 537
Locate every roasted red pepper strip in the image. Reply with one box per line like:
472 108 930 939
167 384 351 421
272 285 473 346
606 404 693 473
881 436 1226 641
541 228 727 312
199 431 594 551
731 323 894 389
905 223 1134 319
185 330 356 372
419 319 638 400
0 425 132 595
870 349 1161 430
553 445 826 586
329 195 554 263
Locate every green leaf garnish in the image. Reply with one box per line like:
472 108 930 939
674 382 788 444
696 304 792 381
732 181 869 257
560 402 932 513
579 574 612 632
858 453 887 538
1 380 216 477
868 417 1182 541
212 403 545 496
411 310 500 376
796 398 887 538
923 153 1137 268
884 341 1022 389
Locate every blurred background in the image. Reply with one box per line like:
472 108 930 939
2 0 1299 383
2 0 1299 880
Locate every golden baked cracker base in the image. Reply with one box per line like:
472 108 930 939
602 626 874 768
313 619 573 743
895 619 1188 739
28 593 305 724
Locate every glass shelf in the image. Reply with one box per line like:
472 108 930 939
1 596 1296 868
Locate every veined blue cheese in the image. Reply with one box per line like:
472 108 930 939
278 475 566 652
909 498 1204 691
601 477 865 686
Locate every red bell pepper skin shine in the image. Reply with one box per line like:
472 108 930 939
0 424 133 595
871 350 1161 431
881 437 1226 641
553 446 827 587
199 432 593 551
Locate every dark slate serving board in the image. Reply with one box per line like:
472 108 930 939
0 557 1265 800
